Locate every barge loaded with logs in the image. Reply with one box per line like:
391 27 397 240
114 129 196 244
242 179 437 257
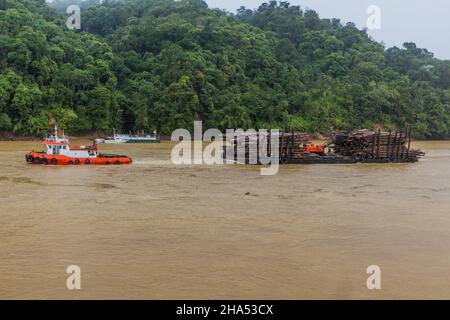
329 128 425 163
223 128 425 164
25 126 132 165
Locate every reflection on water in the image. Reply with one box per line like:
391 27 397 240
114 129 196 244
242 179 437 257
0 140 450 299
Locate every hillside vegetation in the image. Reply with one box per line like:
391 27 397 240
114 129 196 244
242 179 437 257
1 0 450 138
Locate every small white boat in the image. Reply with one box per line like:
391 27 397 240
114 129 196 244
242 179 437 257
95 130 160 144
95 136 129 144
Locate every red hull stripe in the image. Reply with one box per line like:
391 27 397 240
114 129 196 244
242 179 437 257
26 152 132 165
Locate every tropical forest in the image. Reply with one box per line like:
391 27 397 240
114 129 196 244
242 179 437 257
1 0 450 138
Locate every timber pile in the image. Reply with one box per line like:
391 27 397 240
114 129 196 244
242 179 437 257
329 129 425 162
278 132 349 162
223 131 348 163
223 132 270 164
280 132 313 160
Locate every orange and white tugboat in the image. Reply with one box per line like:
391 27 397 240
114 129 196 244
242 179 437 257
25 125 132 165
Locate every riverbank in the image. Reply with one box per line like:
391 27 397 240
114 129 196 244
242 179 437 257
1 129 448 142
0 131 102 141
0 131 173 142
0 132 41 141
0 133 445 142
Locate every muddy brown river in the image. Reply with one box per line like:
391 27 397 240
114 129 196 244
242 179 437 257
0 141 449 299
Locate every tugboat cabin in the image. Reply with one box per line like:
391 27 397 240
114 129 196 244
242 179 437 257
43 141 97 159
43 126 98 159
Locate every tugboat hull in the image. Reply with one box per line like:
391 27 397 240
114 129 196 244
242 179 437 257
25 152 132 165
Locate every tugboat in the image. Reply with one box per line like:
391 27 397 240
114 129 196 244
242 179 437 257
25 125 132 165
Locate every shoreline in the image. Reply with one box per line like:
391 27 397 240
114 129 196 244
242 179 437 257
0 132 447 142
0 133 172 142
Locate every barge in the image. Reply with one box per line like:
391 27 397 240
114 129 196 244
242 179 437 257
223 129 425 165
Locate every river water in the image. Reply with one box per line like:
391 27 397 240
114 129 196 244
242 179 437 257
0 140 449 299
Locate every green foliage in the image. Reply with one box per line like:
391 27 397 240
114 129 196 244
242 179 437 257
1 0 450 139
49 105 78 131
0 0 118 134
0 113 12 130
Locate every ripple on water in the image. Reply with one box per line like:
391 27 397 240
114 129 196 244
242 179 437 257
91 183 118 190
11 177 42 185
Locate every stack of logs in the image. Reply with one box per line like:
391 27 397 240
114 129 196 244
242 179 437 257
223 131 273 164
279 132 323 161
330 128 425 162
223 131 329 163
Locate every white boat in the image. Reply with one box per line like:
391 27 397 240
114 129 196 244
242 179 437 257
95 136 129 144
95 130 160 144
